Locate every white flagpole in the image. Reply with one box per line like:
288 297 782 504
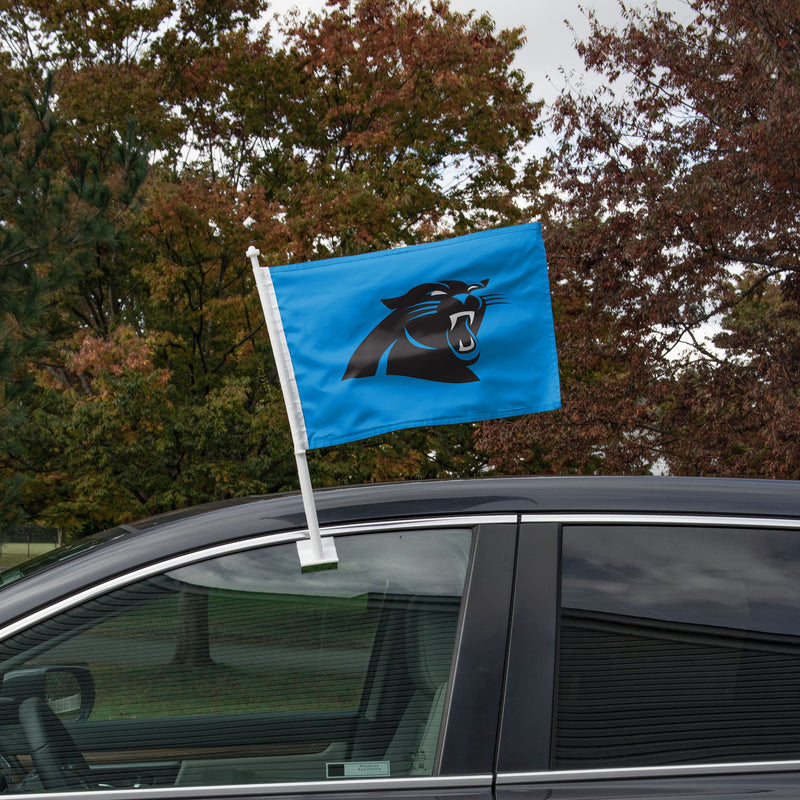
247 246 338 571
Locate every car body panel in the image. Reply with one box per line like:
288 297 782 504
1 477 800 799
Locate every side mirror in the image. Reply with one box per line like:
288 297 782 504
1 666 95 722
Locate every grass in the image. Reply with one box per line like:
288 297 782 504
92 591 379 648
45 590 381 720
90 663 366 719
0 544 57 569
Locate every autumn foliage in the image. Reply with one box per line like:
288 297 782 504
480 0 800 478
3 0 799 537
1 0 538 534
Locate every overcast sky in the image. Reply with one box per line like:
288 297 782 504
266 0 693 105
450 0 692 101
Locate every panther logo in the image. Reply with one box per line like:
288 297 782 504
342 279 507 383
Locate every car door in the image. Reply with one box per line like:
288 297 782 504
0 517 516 798
497 516 800 800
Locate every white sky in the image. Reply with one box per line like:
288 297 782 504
265 0 693 106
451 0 692 99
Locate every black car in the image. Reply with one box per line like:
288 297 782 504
1 476 800 799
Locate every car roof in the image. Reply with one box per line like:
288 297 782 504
1 476 799 628
127 474 800 529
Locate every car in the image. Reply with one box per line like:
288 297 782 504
1 475 800 799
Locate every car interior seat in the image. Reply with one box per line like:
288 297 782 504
382 599 459 776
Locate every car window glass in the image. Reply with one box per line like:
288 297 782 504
0 528 471 792
557 525 800 769
0 530 127 591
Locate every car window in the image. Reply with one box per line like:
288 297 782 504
0 530 127 591
0 528 472 793
557 525 800 769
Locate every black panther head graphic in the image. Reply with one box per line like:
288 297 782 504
343 279 507 383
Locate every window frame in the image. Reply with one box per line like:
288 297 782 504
0 515 517 798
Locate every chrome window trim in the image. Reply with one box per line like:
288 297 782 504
521 512 800 529
497 760 800 784
323 514 514 535
0 514 514 642
9 774 493 800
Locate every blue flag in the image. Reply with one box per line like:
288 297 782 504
252 223 560 450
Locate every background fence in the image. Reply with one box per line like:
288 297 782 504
0 524 60 567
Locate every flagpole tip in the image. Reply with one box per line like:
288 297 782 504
246 246 261 259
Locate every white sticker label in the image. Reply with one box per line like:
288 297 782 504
326 761 391 779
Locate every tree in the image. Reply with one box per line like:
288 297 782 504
658 271 800 477
481 0 800 477
0 95 57 529
228 0 542 257
172 589 213 668
0 83 149 530
3 0 543 535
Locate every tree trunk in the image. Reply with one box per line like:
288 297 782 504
172 590 214 667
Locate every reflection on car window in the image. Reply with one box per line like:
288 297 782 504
0 530 128 591
0 528 471 792
557 525 800 769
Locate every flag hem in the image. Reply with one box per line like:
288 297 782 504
305 399 561 449
270 222 543 275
